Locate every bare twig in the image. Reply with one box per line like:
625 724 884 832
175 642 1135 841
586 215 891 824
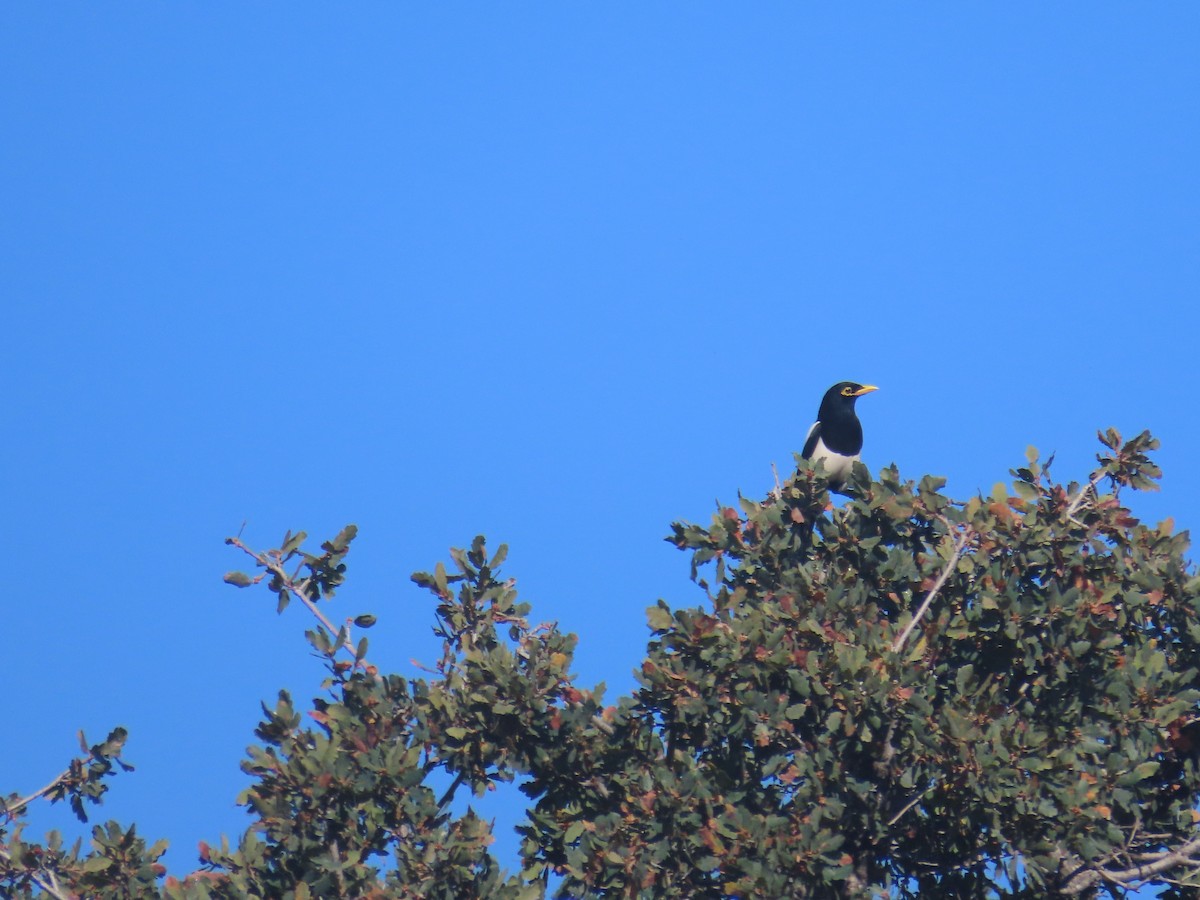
1065 471 1104 518
1162 875 1200 888
3 769 70 821
43 868 67 899
436 771 467 812
885 779 940 829
771 461 783 502
891 528 970 654
329 839 347 895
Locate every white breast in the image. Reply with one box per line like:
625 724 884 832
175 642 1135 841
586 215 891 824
809 435 859 482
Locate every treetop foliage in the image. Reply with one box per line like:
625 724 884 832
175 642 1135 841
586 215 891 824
4 429 1199 898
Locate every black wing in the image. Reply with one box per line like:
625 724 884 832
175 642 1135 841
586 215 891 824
800 421 821 459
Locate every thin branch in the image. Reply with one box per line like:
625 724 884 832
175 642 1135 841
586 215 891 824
1161 875 1200 888
1055 835 1200 895
885 779 940 829
3 769 71 821
3 735 114 823
329 839 347 895
30 871 71 900
891 528 970 654
771 461 783 502
1098 836 1200 887
0 846 72 900
1065 471 1104 518
227 537 371 672
872 720 897 782
43 868 67 899
436 771 467 812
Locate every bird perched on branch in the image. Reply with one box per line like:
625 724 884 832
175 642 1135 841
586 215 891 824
801 382 878 485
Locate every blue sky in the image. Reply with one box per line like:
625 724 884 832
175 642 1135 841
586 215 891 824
3 4 1198 891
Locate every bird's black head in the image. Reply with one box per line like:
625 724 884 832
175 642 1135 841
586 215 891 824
819 381 878 419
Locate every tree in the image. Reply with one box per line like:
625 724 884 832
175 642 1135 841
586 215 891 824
3 429 1199 898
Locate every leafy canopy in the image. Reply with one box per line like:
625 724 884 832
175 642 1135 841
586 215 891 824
3 429 1199 898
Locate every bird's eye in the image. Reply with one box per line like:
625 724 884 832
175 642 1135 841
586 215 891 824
841 386 855 396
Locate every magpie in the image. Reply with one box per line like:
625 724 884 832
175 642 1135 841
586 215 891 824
800 382 878 485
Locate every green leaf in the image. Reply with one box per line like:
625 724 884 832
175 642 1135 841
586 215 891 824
489 544 509 569
955 664 975 694
906 635 928 663
330 524 358 550
281 530 307 555
646 603 674 632
1132 761 1159 781
1013 480 1038 500
223 571 254 587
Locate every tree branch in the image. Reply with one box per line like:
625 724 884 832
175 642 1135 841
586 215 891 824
1100 837 1200 888
2 769 71 822
1065 471 1104 518
1054 835 1200 894
891 527 970 654
883 779 941 830
3 733 119 823
227 536 372 673
436 770 467 813
0 846 72 900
